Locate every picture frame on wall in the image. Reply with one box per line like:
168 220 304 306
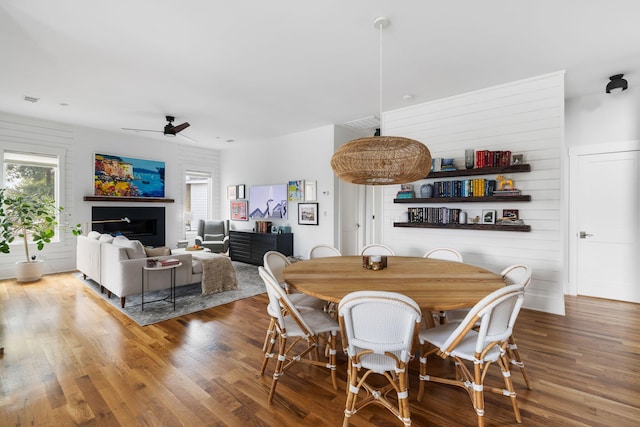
288 180 305 201
482 209 497 224
94 153 165 198
227 185 237 200
305 180 317 201
502 209 519 220
230 200 248 221
237 184 246 199
298 202 319 225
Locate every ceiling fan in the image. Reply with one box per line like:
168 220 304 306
122 115 197 143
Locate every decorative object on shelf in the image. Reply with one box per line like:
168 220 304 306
501 209 519 220
605 74 628 93
511 154 524 165
420 183 433 198
271 226 280 234
465 149 475 169
330 17 431 185
298 202 319 225
440 158 456 171
230 200 248 221
94 153 165 198
288 180 305 201
496 175 514 190
397 183 415 199
227 185 237 200
459 211 467 224
482 210 497 224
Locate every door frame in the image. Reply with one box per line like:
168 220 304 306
568 140 640 295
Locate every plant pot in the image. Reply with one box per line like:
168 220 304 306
15 260 44 282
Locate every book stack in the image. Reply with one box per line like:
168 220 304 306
474 150 512 168
493 189 521 196
396 190 415 199
160 258 180 267
407 207 461 224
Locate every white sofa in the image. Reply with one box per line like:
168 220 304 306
76 232 203 308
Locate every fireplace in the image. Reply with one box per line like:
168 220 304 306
91 206 165 247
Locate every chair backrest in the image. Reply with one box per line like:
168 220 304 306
440 284 525 356
423 247 463 262
360 244 395 256
197 219 228 240
501 264 532 288
338 291 422 367
263 250 291 286
308 244 342 259
258 266 314 335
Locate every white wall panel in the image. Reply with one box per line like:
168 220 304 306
382 71 565 314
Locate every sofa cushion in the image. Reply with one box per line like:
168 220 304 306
98 234 114 243
144 246 171 257
112 237 146 259
87 231 101 240
112 235 130 246
204 233 224 241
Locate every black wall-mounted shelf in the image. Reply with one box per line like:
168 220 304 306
394 195 531 203
426 164 531 179
393 222 531 232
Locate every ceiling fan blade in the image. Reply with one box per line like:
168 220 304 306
172 122 190 133
122 127 163 133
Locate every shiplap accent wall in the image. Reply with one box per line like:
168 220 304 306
0 113 78 278
382 71 565 314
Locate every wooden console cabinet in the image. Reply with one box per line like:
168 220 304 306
229 230 294 265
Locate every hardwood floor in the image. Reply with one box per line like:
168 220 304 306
1 272 638 426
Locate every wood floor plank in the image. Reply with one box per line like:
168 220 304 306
1 273 639 426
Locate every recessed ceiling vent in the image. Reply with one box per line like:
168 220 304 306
343 115 380 130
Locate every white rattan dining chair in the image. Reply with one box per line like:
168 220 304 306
360 244 395 256
308 244 342 259
258 267 339 403
263 251 325 310
339 291 422 427
422 247 463 262
423 247 463 324
445 264 533 389
417 284 525 427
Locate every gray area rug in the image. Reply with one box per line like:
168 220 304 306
76 261 264 326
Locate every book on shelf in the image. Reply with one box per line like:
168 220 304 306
493 189 522 196
160 258 181 267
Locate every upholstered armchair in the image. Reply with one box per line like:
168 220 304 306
195 219 230 253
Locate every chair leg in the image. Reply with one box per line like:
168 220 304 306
508 335 532 389
268 334 287 404
342 362 359 427
397 369 412 426
498 353 522 424
261 321 277 375
329 331 338 390
472 358 486 427
262 317 276 352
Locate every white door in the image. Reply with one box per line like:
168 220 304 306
575 150 640 302
339 181 365 256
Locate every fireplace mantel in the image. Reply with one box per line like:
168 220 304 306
84 196 174 203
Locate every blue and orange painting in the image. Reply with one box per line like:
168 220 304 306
94 153 165 198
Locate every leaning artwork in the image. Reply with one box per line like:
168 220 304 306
94 153 165 198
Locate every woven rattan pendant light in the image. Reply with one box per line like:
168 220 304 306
331 17 431 185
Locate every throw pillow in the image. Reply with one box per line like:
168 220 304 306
98 234 114 243
112 235 130 246
144 246 171 257
204 233 224 241
124 240 147 259
87 231 101 240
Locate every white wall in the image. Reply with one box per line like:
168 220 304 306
381 72 566 314
0 111 221 279
220 125 356 259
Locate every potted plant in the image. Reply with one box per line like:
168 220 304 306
0 187 82 282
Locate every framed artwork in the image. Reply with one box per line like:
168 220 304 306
502 209 519 220
230 200 248 221
227 185 237 200
298 202 319 225
305 180 317 201
288 180 305 201
94 153 165 198
512 154 524 165
482 209 497 224
249 184 288 219
237 184 246 199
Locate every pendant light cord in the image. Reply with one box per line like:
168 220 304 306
378 21 383 135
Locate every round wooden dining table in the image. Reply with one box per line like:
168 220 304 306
283 256 504 326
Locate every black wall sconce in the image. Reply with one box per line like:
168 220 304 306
606 74 628 93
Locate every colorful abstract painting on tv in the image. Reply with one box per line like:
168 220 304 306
94 153 165 198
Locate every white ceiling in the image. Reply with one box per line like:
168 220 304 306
1 1 639 149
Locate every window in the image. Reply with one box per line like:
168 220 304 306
3 149 61 243
184 171 211 238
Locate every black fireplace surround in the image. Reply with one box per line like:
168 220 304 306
91 206 165 247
